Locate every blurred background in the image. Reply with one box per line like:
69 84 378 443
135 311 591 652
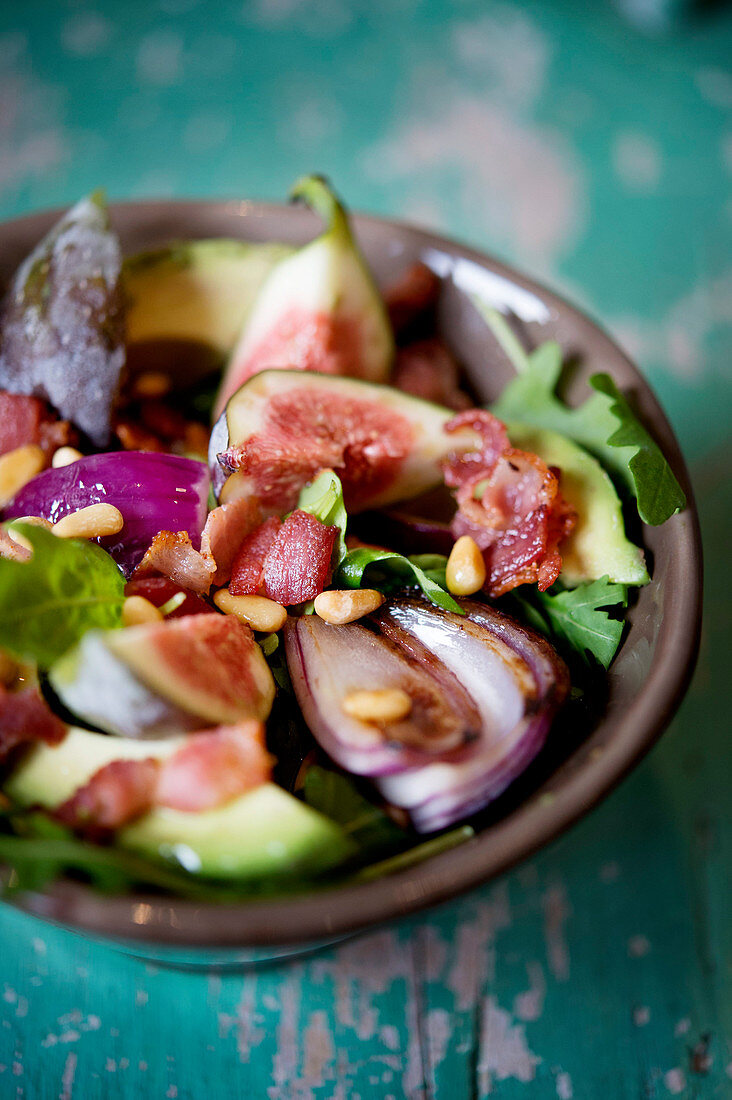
0 2 730 1098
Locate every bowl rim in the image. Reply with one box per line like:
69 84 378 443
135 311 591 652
0 198 703 948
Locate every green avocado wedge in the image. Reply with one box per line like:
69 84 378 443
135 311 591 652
123 238 293 360
6 728 355 882
5 727 184 810
506 422 649 587
119 784 356 881
215 176 394 416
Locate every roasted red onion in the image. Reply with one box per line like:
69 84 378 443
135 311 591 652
284 617 481 776
4 452 210 577
286 597 568 832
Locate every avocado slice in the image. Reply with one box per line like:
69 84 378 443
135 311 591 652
6 728 354 881
123 239 293 364
5 726 184 809
215 176 395 415
120 784 355 880
507 422 649 586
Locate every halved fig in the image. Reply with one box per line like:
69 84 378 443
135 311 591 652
284 615 481 776
214 176 394 414
49 613 275 738
0 193 125 446
210 370 480 513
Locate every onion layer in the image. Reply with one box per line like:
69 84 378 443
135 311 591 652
286 597 568 832
4 452 210 577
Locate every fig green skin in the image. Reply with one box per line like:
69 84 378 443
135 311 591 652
0 192 125 446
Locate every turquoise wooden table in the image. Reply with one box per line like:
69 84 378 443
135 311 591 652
1 2 730 1096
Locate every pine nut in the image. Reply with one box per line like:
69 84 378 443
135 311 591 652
0 445 45 507
52 446 84 468
12 515 52 529
314 589 385 625
446 535 486 596
214 589 287 633
342 688 412 724
0 649 18 687
132 371 171 398
122 595 163 627
52 503 124 539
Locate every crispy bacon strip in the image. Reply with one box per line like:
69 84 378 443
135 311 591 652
155 721 272 812
393 339 472 411
263 510 338 606
133 531 216 595
53 721 271 832
56 758 160 832
444 410 575 597
229 516 282 596
383 262 440 336
0 686 67 763
200 497 262 587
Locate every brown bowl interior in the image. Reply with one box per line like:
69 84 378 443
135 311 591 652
0 201 702 948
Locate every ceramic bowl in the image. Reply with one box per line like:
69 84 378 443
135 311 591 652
0 201 702 965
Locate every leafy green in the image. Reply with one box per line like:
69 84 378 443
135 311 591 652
512 575 628 668
335 546 463 614
480 303 686 525
354 826 474 881
296 467 348 564
302 765 405 854
0 523 125 667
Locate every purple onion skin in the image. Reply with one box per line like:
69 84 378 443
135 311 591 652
4 451 210 577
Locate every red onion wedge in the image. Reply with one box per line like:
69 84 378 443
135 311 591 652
284 617 481 776
286 597 568 832
373 599 569 831
4 451 209 577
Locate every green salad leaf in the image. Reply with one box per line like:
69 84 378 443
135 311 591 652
512 575 628 668
336 546 463 614
0 522 125 667
481 304 686 525
302 765 405 854
296 467 348 564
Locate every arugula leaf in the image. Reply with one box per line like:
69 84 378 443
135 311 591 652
335 546 463 614
302 765 405 853
513 576 628 668
296 468 348 564
354 825 474 882
480 303 686 525
0 522 125 667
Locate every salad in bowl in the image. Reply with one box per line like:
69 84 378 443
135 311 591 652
0 177 691 916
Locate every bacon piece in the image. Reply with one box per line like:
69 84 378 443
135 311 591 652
445 411 575 597
123 576 210 618
263 509 338 606
155 721 272 812
229 516 282 596
200 497 262 587
0 686 67 763
384 262 440 336
0 391 77 458
56 758 160 832
114 418 166 452
133 531 215 594
0 392 49 456
393 339 472 411
0 528 32 563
